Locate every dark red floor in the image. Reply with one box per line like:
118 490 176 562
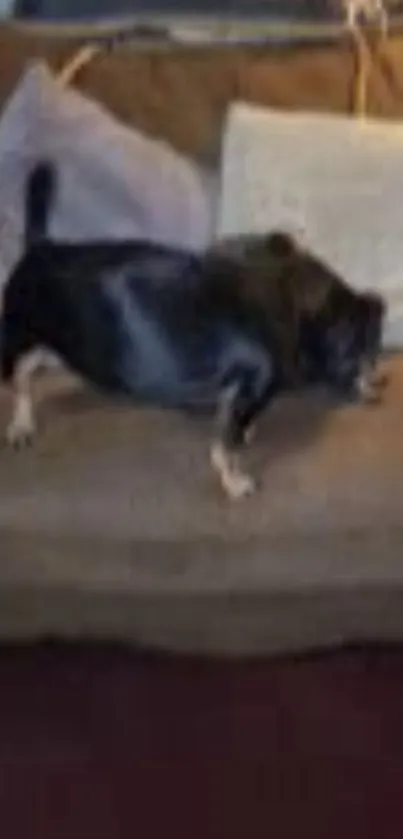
0 643 403 839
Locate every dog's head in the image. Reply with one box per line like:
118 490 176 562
259 241 386 396
307 286 386 398
211 230 387 399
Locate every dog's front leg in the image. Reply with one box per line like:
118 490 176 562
210 382 255 500
210 441 255 500
210 361 275 499
5 349 45 448
355 363 388 405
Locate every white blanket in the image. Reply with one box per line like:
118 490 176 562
218 102 403 348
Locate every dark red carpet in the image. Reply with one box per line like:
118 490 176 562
0 643 403 838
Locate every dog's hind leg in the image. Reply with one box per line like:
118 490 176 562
4 348 46 449
211 359 276 500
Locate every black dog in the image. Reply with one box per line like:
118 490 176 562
0 162 386 499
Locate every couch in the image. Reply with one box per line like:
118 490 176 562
0 23 403 654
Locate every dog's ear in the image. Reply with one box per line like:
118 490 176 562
264 231 297 259
360 290 387 321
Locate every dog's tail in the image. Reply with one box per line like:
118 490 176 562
24 161 56 248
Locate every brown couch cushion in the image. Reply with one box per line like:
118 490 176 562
0 356 402 654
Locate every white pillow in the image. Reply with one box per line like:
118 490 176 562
218 102 403 348
0 62 216 301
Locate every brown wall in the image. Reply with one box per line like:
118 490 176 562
1 26 403 162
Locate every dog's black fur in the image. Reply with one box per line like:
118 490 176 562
209 231 386 395
0 162 386 496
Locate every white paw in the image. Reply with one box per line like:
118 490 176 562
355 375 382 406
243 424 256 445
211 442 256 500
222 470 256 500
6 416 36 450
